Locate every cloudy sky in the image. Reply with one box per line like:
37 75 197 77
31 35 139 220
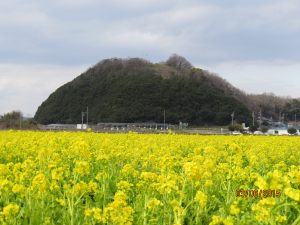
1 0 300 117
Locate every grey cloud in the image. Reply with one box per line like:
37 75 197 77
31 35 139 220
2 0 300 66
0 64 88 116
2 0 300 116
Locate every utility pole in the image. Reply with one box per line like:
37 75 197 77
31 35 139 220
87 106 89 131
279 111 281 122
252 111 255 126
259 110 262 126
81 112 85 130
231 111 234 125
283 113 285 124
164 110 165 131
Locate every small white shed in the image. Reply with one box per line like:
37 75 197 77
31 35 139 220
77 124 87 129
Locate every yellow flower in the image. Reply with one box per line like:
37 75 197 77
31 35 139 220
230 205 240 215
85 208 103 221
147 198 164 212
2 203 19 220
204 180 213 187
87 180 98 193
12 184 25 198
51 167 64 180
276 215 287 222
223 216 235 225
32 174 48 191
95 172 108 181
184 161 202 180
284 188 300 201
102 191 134 224
209 215 223 225
194 191 207 208
73 161 89 177
55 198 65 206
120 164 139 177
117 181 133 191
74 181 88 196
139 172 158 182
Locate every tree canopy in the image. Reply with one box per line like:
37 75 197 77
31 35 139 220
0 110 37 129
34 56 252 126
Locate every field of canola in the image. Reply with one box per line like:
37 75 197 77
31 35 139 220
1 130 300 225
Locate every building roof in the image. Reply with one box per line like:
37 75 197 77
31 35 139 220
97 122 171 126
47 124 77 127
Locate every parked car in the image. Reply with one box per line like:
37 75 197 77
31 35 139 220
232 131 242 135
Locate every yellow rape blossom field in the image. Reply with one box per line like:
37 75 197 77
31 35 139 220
1 130 300 225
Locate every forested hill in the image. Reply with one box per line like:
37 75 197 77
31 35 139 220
34 56 252 125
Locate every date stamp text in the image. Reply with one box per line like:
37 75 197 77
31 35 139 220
236 189 281 198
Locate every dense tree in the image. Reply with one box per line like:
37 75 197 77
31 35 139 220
164 54 194 71
247 93 300 122
249 125 258 133
260 126 269 134
288 127 297 135
200 73 300 122
232 124 244 132
228 125 234 132
262 121 269 126
0 110 37 129
34 57 252 126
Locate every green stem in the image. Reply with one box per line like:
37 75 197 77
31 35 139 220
181 200 194 215
70 173 78 225
192 180 194 202
103 174 106 210
143 193 148 225
195 205 199 225
227 154 232 204
292 215 300 225
274 203 295 211
285 196 287 215
71 191 74 225
177 177 187 224
271 213 275 225
42 192 44 220
74 191 87 206
67 198 73 222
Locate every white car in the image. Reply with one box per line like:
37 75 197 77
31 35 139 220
232 131 242 135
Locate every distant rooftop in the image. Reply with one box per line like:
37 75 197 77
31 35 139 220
47 124 77 128
97 122 171 126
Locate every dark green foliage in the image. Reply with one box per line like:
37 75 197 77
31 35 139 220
249 125 258 133
262 121 269 126
260 126 269 134
228 125 234 131
0 110 38 129
288 127 297 135
232 124 244 132
34 58 252 125
279 99 300 122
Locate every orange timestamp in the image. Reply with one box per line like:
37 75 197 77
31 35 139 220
236 189 281 198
